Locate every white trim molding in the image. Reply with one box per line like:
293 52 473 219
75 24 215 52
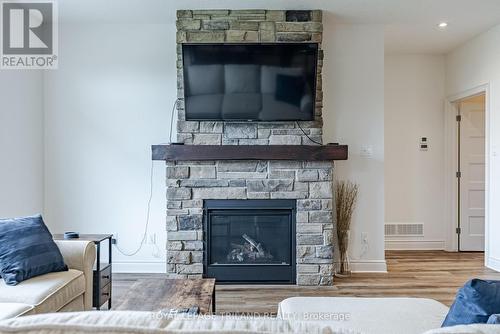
487 257 500 272
112 261 166 273
385 240 445 250
350 260 388 273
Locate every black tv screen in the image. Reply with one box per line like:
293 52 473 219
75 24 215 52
182 43 318 121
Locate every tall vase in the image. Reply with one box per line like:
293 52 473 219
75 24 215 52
337 230 351 277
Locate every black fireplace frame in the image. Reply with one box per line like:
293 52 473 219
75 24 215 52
203 199 296 284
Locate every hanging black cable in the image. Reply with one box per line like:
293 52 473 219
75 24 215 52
169 99 179 143
296 121 322 145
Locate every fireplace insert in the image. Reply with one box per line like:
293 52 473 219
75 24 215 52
204 199 296 284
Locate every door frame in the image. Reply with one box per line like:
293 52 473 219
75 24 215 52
444 83 490 255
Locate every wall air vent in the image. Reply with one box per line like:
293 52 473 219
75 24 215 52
384 223 424 237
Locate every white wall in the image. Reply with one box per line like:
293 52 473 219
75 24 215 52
384 54 446 250
322 22 387 272
446 24 500 271
43 23 176 272
0 71 44 217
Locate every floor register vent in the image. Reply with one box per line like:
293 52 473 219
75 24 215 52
384 223 424 237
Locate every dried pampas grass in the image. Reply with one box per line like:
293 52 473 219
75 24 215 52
335 180 359 275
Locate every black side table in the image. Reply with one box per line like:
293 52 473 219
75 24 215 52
53 234 113 310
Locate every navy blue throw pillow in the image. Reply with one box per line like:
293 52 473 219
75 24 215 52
442 279 500 327
0 215 68 285
487 314 500 324
275 74 304 107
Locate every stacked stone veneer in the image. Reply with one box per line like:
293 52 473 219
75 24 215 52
166 160 335 285
166 9 335 286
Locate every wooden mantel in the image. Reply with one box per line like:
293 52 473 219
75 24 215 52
152 144 348 161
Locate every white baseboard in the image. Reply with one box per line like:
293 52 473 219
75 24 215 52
385 240 445 250
112 261 166 273
486 257 500 272
350 259 387 273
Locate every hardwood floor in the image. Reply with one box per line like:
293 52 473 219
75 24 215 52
112 251 500 314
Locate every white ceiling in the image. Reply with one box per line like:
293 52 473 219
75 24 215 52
58 0 500 54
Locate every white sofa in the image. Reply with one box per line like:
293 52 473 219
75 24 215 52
278 296 449 334
0 297 499 334
0 240 96 321
0 311 329 334
0 309 499 334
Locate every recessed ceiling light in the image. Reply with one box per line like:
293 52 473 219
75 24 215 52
438 22 448 28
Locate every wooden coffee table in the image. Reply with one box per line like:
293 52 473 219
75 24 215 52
115 278 216 314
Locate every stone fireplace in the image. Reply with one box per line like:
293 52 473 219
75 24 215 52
166 158 335 285
160 9 342 286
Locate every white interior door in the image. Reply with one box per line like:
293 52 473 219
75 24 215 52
459 96 486 251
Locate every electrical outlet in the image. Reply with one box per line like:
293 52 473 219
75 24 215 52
360 145 373 158
361 232 368 243
359 232 369 259
111 232 118 245
146 233 157 245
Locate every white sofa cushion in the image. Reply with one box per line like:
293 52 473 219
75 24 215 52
221 93 262 119
185 65 224 96
185 94 224 120
0 311 347 334
224 64 260 93
0 269 85 314
278 297 449 334
0 304 33 321
423 324 500 334
259 93 310 121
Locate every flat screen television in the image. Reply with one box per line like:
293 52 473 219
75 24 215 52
182 43 318 121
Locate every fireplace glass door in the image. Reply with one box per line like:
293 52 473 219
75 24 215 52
204 200 296 284
210 211 291 265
